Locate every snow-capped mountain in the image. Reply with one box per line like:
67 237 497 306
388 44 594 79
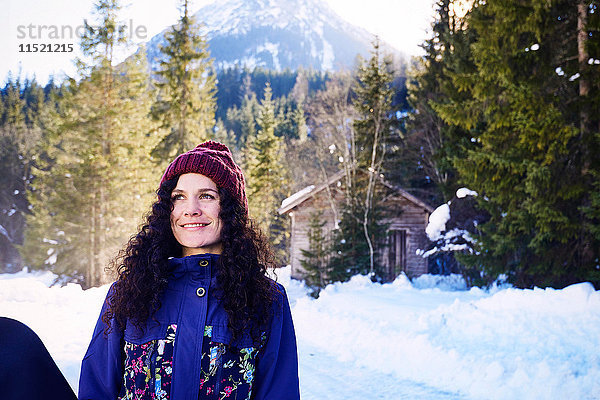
144 0 400 72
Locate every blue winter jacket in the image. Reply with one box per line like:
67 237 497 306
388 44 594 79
79 253 300 400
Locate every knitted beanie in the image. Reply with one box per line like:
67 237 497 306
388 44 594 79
159 141 247 213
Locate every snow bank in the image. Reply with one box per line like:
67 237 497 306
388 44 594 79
0 267 59 286
412 273 468 291
292 276 600 400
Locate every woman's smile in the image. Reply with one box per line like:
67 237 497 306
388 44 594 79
180 222 211 228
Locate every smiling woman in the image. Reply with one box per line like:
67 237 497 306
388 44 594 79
78 141 300 400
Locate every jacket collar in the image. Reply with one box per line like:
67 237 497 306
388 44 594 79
168 253 220 279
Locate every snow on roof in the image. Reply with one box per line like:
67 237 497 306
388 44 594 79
280 185 315 210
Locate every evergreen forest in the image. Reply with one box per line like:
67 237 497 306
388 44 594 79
1 0 598 293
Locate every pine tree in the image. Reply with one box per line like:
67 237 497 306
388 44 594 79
245 84 289 260
216 65 243 122
402 0 481 276
341 39 396 278
299 211 329 297
406 0 477 203
434 0 600 288
225 92 259 146
280 99 312 191
151 0 216 163
0 77 39 271
213 119 237 150
21 0 158 286
1 77 55 271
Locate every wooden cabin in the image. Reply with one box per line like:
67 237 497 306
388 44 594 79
278 171 434 282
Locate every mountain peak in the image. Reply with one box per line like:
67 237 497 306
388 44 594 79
145 0 400 72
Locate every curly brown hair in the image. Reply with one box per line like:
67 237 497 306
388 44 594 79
102 176 279 343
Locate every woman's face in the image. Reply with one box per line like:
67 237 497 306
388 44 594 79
170 173 223 256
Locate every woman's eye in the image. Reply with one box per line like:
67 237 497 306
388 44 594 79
171 194 184 201
199 193 215 200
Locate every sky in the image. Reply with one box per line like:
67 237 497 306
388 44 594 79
1 0 437 85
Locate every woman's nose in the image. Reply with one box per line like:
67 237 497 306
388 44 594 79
184 201 202 216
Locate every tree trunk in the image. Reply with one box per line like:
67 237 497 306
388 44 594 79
364 115 382 276
576 0 594 273
578 0 590 138
577 1 589 99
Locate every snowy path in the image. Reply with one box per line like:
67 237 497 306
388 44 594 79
297 341 468 400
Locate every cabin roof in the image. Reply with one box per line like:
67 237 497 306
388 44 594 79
278 170 434 215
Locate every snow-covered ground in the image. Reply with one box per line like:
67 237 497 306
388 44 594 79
1 267 599 399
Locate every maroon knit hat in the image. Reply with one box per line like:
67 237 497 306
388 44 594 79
160 141 247 213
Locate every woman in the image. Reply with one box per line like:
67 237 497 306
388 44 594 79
79 141 300 400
